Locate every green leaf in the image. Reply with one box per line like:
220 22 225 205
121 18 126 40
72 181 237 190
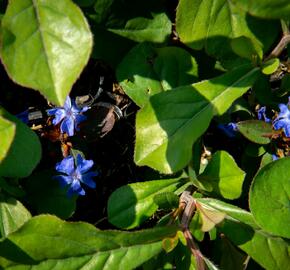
24 169 77 219
231 36 263 61
117 43 199 107
0 116 15 164
196 202 226 232
176 0 278 61
0 215 178 269
261 58 280 75
195 198 258 228
0 177 25 198
231 0 290 20
220 219 290 270
0 107 41 178
108 178 184 229
197 198 290 269
135 64 260 174
250 157 290 238
237 120 272 144
214 237 247 270
108 13 171 43
198 151 246 200
0 194 31 238
90 0 171 66
0 0 92 105
153 192 179 210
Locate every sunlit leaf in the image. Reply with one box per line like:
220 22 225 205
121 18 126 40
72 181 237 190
0 193 31 238
0 0 92 105
0 116 15 164
198 151 245 199
231 0 290 20
0 215 178 269
250 157 290 238
108 178 184 229
135 65 259 173
0 107 41 178
117 43 198 107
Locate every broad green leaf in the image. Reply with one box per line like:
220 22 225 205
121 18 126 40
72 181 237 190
237 120 272 144
250 157 290 238
108 178 184 229
197 198 290 269
259 152 275 169
0 215 178 269
196 203 226 232
231 0 290 20
220 219 290 270
176 0 278 61
213 237 247 270
261 58 280 75
24 169 76 219
117 43 198 107
231 36 263 61
0 194 31 238
0 107 41 178
195 198 258 228
108 13 171 43
0 0 93 105
0 116 15 164
90 0 171 66
198 151 245 199
189 210 204 241
135 65 260 174
153 192 179 210
0 177 25 198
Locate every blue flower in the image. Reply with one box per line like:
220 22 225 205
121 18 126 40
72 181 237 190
218 122 238 138
47 96 89 136
54 154 97 196
273 99 290 137
16 110 29 124
257 106 271 123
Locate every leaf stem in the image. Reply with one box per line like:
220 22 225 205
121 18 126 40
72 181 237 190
265 34 290 61
179 191 205 270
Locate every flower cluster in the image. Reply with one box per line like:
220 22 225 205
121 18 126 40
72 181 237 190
47 96 89 136
273 98 290 137
54 154 97 196
257 97 290 138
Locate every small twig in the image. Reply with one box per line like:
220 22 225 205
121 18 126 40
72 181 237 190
179 191 205 270
265 34 290 61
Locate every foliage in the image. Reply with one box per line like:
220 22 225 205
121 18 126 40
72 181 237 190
0 0 289 269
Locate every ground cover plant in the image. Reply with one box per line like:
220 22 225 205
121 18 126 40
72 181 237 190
0 0 289 269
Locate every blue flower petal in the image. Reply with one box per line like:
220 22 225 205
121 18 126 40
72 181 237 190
76 154 94 174
54 175 73 187
52 109 66 125
16 110 29 124
55 155 74 175
60 116 75 136
64 96 72 110
81 172 97 188
277 104 290 118
284 123 290 137
69 179 85 196
273 119 288 130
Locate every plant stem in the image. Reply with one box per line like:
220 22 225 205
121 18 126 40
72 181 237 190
179 191 205 270
266 34 290 61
